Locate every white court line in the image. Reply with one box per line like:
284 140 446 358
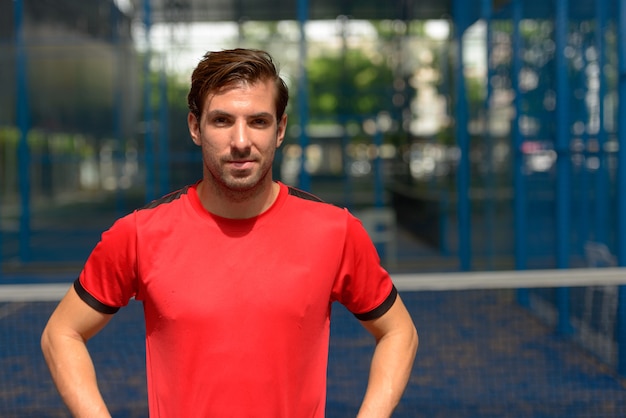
1 267 626 301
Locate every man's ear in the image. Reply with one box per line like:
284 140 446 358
188 112 201 146
276 114 288 148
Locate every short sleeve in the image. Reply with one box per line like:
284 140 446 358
331 211 396 320
77 213 139 311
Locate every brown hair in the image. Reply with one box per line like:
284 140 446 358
187 48 289 121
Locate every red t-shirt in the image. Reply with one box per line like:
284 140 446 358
76 182 396 417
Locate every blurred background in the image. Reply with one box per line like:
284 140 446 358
3 2 626 417
1 0 624 275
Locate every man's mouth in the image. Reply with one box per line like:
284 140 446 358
228 160 254 170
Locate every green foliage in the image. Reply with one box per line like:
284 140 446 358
0 127 19 146
306 49 395 119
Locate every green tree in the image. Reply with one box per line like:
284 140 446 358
306 49 396 121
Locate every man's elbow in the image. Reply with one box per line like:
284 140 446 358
41 323 62 366
40 322 79 361
41 325 52 357
396 308 418 358
409 324 419 358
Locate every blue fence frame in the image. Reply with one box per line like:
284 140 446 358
4 0 626 372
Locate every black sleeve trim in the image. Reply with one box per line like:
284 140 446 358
73 279 120 315
287 186 325 202
353 285 398 321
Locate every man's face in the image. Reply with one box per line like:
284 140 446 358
188 80 287 194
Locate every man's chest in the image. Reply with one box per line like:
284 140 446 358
136 225 343 332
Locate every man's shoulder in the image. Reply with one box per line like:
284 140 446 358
120 185 196 229
283 185 345 213
285 186 325 203
280 185 355 233
140 185 193 211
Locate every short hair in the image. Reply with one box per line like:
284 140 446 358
187 48 289 122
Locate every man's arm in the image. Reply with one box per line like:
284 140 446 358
357 294 418 418
41 285 114 417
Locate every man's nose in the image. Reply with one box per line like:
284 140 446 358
231 120 251 150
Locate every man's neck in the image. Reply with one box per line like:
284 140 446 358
196 179 279 219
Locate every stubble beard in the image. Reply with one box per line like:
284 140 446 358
204 149 275 203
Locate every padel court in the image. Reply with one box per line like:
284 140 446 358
2 272 626 417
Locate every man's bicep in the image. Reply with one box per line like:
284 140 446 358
45 285 115 342
359 295 416 342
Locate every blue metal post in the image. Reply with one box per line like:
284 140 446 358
453 0 471 271
555 0 573 335
437 36 451 257
594 0 609 245
511 0 529 306
143 0 156 202
15 0 31 263
373 128 384 208
616 0 626 376
297 0 311 192
111 3 126 216
577 39 590 251
482 0 494 270
341 127 353 209
339 19 352 208
159 60 170 195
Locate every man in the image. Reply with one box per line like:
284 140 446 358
41 48 418 417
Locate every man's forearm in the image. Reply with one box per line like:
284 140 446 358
357 327 418 417
41 331 111 417
357 294 419 418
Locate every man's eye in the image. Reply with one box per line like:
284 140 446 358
252 119 269 126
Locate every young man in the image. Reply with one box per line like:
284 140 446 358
41 48 418 417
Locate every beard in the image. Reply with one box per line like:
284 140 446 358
202 147 276 202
